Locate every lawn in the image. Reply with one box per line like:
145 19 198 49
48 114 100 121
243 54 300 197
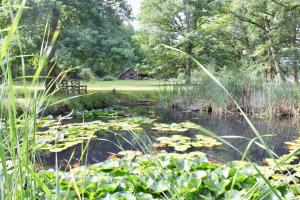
85 80 164 91
14 80 170 92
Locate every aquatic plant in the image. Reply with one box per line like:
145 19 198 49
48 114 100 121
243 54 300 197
73 107 126 119
285 137 300 153
34 154 299 199
34 117 156 153
154 134 222 152
151 121 200 133
159 72 300 118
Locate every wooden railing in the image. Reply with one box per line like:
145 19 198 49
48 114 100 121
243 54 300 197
58 80 87 94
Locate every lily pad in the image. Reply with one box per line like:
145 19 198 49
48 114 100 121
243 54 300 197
285 137 300 152
154 134 222 152
151 121 200 133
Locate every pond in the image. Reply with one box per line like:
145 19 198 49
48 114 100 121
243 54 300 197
40 106 300 169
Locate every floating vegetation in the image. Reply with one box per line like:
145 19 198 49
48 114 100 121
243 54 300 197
154 135 222 152
265 154 299 171
73 108 126 119
151 121 200 133
34 117 156 153
117 150 144 159
35 129 96 153
122 117 156 124
35 154 299 199
12 117 61 129
285 137 300 152
37 118 60 128
253 113 272 119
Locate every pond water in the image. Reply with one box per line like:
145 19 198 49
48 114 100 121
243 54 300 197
41 106 300 169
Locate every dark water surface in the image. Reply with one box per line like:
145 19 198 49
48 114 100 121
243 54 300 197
42 107 300 168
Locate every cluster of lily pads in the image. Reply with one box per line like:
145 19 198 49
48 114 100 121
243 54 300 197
261 134 300 184
73 108 126 119
36 152 299 199
151 121 201 133
285 137 300 153
154 135 222 152
32 113 207 154
34 117 155 152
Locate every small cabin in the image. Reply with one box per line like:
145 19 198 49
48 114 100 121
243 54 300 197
119 68 139 80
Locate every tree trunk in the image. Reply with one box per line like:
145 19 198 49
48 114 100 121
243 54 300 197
266 49 275 82
266 66 275 82
185 60 192 84
291 63 298 84
46 5 60 93
290 11 298 84
264 18 285 83
270 46 285 84
291 41 298 84
184 42 193 85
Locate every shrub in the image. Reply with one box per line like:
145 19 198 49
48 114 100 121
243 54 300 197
102 75 115 81
79 68 97 81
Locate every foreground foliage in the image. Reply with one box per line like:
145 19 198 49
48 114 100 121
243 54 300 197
36 153 299 199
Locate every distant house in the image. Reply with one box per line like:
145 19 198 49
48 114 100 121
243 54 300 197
119 68 140 80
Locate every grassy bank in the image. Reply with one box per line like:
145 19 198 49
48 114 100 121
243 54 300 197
43 90 159 116
11 80 163 116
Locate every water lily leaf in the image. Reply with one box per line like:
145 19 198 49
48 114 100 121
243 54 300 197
101 191 136 200
149 180 170 194
174 144 191 152
205 173 231 196
151 123 189 132
151 121 201 133
74 108 126 119
265 155 298 171
98 160 121 171
224 189 247 200
180 121 201 129
176 170 207 193
44 140 84 153
122 117 156 124
173 159 191 172
154 134 221 152
96 178 120 192
136 192 156 200
117 151 143 159
285 138 300 152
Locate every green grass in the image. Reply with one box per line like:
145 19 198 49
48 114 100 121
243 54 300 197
85 80 163 91
14 80 167 92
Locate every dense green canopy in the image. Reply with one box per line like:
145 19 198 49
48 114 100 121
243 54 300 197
0 0 139 78
1 0 299 83
136 0 300 84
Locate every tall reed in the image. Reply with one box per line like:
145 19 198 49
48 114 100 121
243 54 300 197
159 71 300 118
0 1 66 198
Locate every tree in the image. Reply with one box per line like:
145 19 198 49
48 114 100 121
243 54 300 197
137 0 299 84
224 0 300 83
137 0 220 84
2 0 138 85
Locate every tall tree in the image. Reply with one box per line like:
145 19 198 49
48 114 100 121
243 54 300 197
138 0 219 84
3 0 138 82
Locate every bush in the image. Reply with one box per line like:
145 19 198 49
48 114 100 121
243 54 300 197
79 68 97 81
102 76 115 81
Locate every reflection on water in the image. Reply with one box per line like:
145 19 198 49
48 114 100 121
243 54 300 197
42 107 299 168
